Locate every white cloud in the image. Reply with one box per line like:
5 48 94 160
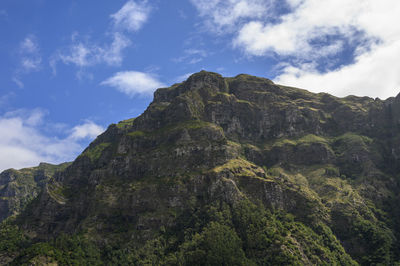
19 35 41 71
101 71 165 97
51 0 153 73
12 35 42 87
69 121 104 140
51 33 131 72
192 0 400 98
103 33 131 65
0 92 15 108
268 0 400 98
57 42 92 67
20 37 38 54
190 0 271 33
51 1 153 74
12 77 24 88
174 72 194 83
0 109 104 172
233 0 368 57
111 0 151 32
276 40 400 99
21 57 41 71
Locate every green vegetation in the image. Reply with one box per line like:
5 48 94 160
3 71 400 265
297 134 329 145
212 158 267 179
0 221 30 254
126 120 223 141
47 181 68 204
0 162 70 221
1 200 357 265
116 117 136 129
82 142 111 161
177 222 249 265
127 130 145 138
334 133 373 147
272 134 329 148
154 119 224 137
175 119 213 130
229 74 274 85
11 234 102 265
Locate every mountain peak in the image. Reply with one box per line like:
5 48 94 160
3 72 400 264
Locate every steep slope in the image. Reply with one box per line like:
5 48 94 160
0 162 71 222
2 71 400 265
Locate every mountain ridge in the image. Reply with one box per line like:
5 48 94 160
1 70 400 265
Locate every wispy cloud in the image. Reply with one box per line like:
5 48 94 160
0 109 104 172
12 35 42 87
0 92 15 109
173 49 208 64
101 71 165 97
103 33 132 65
51 33 130 73
19 35 42 71
190 0 272 33
111 0 151 32
12 77 24 89
51 0 152 74
174 72 194 83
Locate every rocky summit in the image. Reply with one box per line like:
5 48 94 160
1 71 400 265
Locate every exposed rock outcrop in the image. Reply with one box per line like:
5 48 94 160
4 71 400 264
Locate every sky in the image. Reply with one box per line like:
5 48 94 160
1 0 400 171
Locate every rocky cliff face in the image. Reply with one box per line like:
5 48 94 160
3 71 400 265
0 162 70 222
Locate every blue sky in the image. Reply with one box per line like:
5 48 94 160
1 0 400 171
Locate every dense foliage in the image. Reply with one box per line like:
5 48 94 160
0 200 360 265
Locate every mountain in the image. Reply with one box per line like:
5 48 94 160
2 71 400 265
0 162 70 222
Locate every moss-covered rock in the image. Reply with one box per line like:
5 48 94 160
0 162 70 222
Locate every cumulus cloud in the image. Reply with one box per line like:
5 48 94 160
101 71 165 97
192 0 400 98
234 20 347 58
271 0 400 98
69 121 104 140
111 0 151 32
0 109 104 172
232 0 398 59
276 40 400 99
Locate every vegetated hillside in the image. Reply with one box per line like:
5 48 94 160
0 162 70 222
2 71 400 265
